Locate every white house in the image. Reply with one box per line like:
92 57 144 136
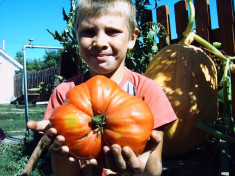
0 48 23 104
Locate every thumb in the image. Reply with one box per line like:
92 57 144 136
27 120 50 132
144 130 162 152
151 130 162 144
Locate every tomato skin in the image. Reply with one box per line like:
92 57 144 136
49 75 154 159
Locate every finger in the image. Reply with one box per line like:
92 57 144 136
151 130 162 143
137 130 162 165
49 135 65 151
89 159 98 165
122 146 144 173
27 120 50 132
102 145 124 173
49 135 64 152
49 134 78 161
41 128 57 147
89 158 106 168
103 146 114 169
111 144 127 171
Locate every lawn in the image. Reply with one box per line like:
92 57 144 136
0 104 54 176
0 104 46 137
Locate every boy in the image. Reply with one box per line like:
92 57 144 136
27 0 177 175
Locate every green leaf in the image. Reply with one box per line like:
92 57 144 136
63 8 69 22
46 29 55 38
54 31 63 41
147 30 155 41
151 43 158 53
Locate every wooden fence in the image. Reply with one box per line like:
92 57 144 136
147 0 235 56
14 67 57 102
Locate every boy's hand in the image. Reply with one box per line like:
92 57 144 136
90 130 162 176
27 120 76 162
27 120 56 147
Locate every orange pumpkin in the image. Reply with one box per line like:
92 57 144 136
144 44 218 156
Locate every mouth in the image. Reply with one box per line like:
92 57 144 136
92 53 112 61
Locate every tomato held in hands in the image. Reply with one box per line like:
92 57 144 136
49 75 154 159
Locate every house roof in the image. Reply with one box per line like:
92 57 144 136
0 48 23 70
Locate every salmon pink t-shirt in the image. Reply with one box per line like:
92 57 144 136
43 67 177 129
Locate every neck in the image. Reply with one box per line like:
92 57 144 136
89 63 126 85
109 65 126 84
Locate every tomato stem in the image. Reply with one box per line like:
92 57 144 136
91 114 106 135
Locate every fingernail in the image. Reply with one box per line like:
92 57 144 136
113 147 119 153
123 147 130 154
153 131 161 141
156 134 161 141
104 145 111 152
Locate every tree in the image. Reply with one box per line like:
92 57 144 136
15 51 23 65
40 50 61 70
14 50 61 72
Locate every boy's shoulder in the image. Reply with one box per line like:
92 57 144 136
121 68 163 97
124 68 162 89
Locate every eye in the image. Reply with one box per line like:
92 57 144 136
106 29 121 36
79 28 96 37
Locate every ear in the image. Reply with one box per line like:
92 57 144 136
128 28 139 49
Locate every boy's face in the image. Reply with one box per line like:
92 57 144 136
77 14 138 77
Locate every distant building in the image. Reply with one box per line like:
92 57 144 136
0 48 23 104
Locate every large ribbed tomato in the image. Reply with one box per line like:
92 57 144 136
49 75 154 159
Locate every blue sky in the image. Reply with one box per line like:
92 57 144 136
0 0 224 61
0 0 70 60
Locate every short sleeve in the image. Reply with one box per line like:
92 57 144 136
127 71 177 129
140 80 177 128
43 74 85 120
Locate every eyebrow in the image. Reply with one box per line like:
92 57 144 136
78 24 94 32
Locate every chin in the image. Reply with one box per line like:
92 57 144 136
92 69 115 77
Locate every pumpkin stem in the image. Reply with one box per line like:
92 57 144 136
91 114 106 135
181 0 195 45
180 0 232 67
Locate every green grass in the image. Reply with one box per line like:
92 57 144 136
0 104 54 176
0 104 46 137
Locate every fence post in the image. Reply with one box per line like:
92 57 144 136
216 0 235 56
156 5 171 49
174 1 189 42
194 0 211 43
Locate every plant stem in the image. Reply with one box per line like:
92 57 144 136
181 0 195 44
196 119 235 143
193 33 227 62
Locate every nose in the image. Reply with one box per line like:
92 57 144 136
93 32 108 50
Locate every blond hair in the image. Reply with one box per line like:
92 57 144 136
74 0 137 36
